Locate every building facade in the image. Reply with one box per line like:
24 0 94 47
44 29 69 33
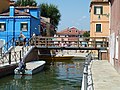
89 0 110 59
109 0 120 72
41 16 55 36
0 1 40 46
54 27 87 47
90 0 110 37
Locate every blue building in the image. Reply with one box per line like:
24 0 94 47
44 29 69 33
0 2 40 46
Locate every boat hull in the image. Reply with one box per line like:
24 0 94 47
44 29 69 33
14 61 45 75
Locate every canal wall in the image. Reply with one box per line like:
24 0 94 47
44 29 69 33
0 64 17 78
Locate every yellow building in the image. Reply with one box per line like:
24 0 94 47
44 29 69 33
89 0 110 60
90 0 110 37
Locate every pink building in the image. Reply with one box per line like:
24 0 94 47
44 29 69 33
109 0 120 73
54 27 87 46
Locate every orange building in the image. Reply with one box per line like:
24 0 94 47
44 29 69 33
89 0 110 60
90 0 110 37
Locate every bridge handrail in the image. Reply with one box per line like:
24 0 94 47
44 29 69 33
33 36 108 48
0 38 15 58
20 36 35 60
0 37 34 65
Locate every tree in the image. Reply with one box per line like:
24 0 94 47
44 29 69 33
15 0 37 6
83 31 90 37
39 3 61 27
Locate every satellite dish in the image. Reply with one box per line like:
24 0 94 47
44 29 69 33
0 0 10 13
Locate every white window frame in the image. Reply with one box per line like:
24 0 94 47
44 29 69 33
94 5 103 15
0 22 6 31
21 22 28 31
95 23 102 32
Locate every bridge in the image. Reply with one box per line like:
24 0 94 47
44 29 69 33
0 36 108 66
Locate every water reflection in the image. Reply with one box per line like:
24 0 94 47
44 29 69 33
0 58 84 90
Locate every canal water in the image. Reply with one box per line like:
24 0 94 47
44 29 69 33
0 58 84 90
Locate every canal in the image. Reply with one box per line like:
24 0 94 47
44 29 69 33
0 58 84 90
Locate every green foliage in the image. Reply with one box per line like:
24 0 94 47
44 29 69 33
39 3 61 27
83 31 90 37
15 0 37 6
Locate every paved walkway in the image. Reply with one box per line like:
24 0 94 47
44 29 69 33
91 60 120 90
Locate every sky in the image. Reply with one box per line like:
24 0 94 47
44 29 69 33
37 0 91 31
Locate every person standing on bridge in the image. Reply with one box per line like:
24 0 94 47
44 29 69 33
19 32 26 45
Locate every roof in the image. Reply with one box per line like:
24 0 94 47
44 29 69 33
57 27 86 35
0 9 30 16
90 0 109 7
91 0 109 2
0 0 10 13
16 6 39 9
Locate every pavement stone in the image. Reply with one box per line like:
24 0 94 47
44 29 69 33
91 60 120 90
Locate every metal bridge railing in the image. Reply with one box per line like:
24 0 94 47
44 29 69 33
0 37 34 65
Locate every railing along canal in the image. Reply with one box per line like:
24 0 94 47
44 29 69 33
81 53 94 90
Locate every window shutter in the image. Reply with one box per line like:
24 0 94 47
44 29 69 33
101 6 103 14
94 7 96 14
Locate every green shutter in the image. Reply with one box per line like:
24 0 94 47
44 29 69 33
101 6 103 15
94 6 96 14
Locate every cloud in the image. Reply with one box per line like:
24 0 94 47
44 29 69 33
78 16 87 21
82 16 87 19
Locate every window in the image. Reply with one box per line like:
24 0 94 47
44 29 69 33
24 9 29 13
94 6 103 15
96 41 103 47
96 24 101 32
21 23 28 31
0 23 6 31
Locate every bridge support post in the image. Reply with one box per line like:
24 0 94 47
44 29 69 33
9 52 11 64
98 50 101 60
20 50 21 61
0 48 2 57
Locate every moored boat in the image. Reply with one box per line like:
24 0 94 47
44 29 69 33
14 61 46 75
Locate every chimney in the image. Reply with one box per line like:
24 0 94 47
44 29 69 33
9 1 15 16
